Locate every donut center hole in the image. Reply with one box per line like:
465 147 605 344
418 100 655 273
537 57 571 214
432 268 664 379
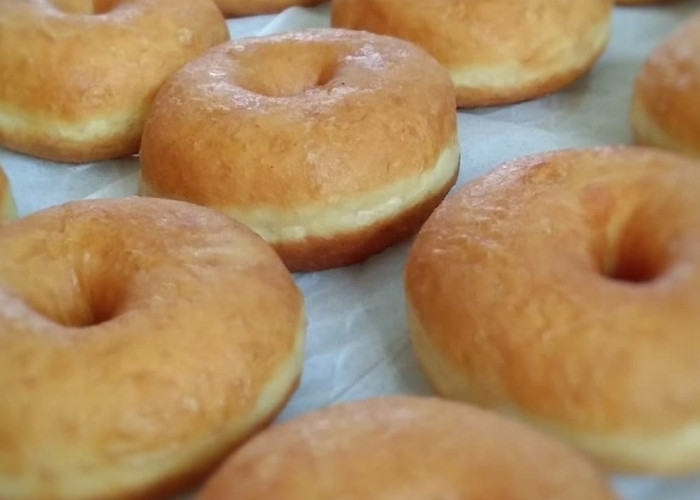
26 262 128 328
600 214 668 284
605 250 663 283
50 0 115 14
233 44 337 97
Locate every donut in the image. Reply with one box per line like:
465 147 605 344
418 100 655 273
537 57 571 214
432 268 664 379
139 29 459 272
198 396 617 499
0 197 305 500
214 0 325 17
0 0 229 163
631 13 700 157
405 146 700 474
331 0 612 107
0 163 16 221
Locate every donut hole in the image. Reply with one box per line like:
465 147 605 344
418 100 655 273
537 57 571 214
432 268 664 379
600 213 669 284
24 263 129 329
233 44 338 97
50 0 115 15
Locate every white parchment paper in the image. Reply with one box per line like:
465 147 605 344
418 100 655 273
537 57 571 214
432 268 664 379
2 2 700 498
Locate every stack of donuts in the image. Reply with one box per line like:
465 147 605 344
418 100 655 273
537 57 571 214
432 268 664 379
0 0 699 499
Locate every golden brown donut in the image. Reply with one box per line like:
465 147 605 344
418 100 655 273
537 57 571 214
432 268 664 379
331 0 612 107
0 0 229 163
0 163 16 221
139 29 459 272
405 146 700 474
198 397 618 500
631 13 700 157
214 0 325 16
0 197 305 500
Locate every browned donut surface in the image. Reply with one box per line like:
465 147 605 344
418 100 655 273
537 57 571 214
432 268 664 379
139 29 459 271
631 13 700 157
406 146 700 474
198 397 617 500
214 0 325 16
0 163 15 221
0 0 228 162
332 0 612 107
0 197 305 500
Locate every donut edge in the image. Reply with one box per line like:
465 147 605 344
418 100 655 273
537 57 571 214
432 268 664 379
405 299 700 475
276 168 458 272
451 17 611 107
0 316 306 500
630 88 700 158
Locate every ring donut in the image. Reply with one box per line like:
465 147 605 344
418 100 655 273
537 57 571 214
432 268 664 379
214 0 325 17
405 147 700 473
631 13 700 157
198 397 617 499
139 29 459 271
0 163 15 222
331 0 612 107
0 0 228 162
0 197 305 500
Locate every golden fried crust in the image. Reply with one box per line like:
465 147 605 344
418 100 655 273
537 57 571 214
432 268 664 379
631 13 700 157
139 29 458 270
198 397 618 500
331 0 612 107
0 163 16 221
405 146 700 473
275 169 457 271
0 0 229 163
0 198 306 500
214 0 324 16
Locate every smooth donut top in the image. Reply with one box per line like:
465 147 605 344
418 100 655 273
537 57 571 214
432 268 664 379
139 29 456 207
214 0 324 16
0 198 303 490
0 0 228 121
199 397 616 499
633 13 700 152
331 0 612 70
406 147 700 434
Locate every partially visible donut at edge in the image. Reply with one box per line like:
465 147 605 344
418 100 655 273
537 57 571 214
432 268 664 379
631 13 700 157
139 29 460 272
198 397 618 500
0 162 16 221
0 197 306 500
214 0 325 16
405 146 700 474
331 0 612 107
0 0 229 162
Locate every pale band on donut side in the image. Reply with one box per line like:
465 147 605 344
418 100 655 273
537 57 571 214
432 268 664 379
140 138 460 268
139 29 460 271
0 198 305 500
213 0 325 16
0 164 16 222
198 397 618 500
631 13 700 157
0 0 229 163
405 146 700 474
331 0 612 107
